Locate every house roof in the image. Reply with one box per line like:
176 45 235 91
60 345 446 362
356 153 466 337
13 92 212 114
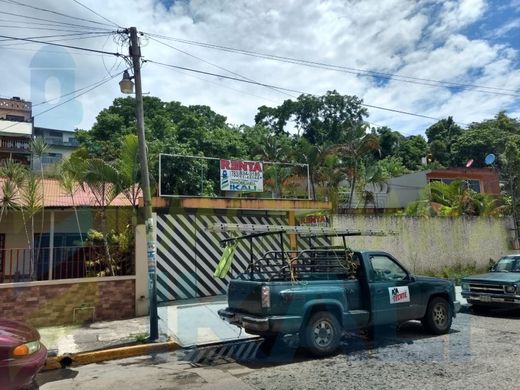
0 177 140 208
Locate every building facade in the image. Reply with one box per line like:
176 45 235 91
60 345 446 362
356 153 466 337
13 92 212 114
33 127 79 171
0 97 33 166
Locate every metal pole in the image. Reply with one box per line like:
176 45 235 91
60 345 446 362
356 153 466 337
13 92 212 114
510 174 519 245
48 210 54 280
129 27 159 341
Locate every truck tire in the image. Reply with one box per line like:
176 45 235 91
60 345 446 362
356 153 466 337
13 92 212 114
304 311 341 357
422 297 452 335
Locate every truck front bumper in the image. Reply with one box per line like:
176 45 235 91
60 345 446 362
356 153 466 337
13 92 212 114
218 308 302 335
461 292 520 305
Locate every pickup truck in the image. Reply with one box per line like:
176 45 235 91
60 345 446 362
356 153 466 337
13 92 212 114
219 248 460 357
461 254 520 310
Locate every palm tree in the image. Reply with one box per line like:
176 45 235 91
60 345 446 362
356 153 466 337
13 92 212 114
117 134 141 225
30 137 49 260
327 123 380 211
81 158 122 276
56 158 84 242
0 159 24 223
315 154 345 212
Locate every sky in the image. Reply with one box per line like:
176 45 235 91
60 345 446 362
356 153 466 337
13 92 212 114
1 0 520 136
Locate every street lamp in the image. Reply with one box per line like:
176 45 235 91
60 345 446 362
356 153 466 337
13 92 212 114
120 28 159 342
119 70 134 94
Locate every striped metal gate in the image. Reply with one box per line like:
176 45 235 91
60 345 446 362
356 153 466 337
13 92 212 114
156 213 296 302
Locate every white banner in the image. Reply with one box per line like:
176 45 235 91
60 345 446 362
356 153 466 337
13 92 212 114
220 159 263 192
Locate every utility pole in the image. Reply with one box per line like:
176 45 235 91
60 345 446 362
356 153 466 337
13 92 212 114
128 27 159 341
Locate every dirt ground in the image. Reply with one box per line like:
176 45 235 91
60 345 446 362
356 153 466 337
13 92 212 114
38 308 520 390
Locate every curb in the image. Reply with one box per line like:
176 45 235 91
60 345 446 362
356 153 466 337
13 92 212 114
42 341 179 371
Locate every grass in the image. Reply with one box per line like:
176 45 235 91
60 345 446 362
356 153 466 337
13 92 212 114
423 261 494 285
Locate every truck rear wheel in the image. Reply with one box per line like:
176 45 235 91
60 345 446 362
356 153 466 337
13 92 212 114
304 311 341 357
422 297 452 335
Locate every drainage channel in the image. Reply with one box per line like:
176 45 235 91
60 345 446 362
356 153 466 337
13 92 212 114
179 338 264 366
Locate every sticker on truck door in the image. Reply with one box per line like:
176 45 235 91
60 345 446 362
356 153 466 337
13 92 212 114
389 286 410 304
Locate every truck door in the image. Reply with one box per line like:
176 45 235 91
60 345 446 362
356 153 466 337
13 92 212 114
367 254 417 325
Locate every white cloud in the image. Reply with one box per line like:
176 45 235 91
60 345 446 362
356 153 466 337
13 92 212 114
0 0 519 136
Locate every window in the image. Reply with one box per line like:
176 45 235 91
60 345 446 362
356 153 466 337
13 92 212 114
369 255 407 281
5 114 25 122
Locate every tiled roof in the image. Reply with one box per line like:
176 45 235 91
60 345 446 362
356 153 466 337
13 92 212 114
0 177 140 207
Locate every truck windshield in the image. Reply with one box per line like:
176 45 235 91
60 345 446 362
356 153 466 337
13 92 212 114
493 257 520 272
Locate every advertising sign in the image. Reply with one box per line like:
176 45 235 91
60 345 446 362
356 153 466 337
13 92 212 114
220 159 263 192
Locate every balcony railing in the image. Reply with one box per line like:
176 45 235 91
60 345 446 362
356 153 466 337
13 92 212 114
0 137 31 152
43 136 79 147
0 246 134 283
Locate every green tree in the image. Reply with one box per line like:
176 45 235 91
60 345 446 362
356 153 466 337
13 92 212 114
255 90 368 145
376 126 404 159
397 135 428 170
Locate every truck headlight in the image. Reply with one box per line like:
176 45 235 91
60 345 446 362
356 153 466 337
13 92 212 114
505 285 516 294
461 282 470 291
261 286 270 309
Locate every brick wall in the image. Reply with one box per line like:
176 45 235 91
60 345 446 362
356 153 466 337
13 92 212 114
0 277 135 327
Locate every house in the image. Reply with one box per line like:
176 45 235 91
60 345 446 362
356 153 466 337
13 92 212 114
339 167 501 212
427 167 500 195
33 127 79 171
0 177 137 283
0 97 32 167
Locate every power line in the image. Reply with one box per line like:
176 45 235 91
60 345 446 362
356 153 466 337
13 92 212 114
146 33 520 98
70 0 121 28
0 32 115 48
0 33 123 56
0 31 111 43
0 70 125 133
0 10 114 32
0 0 114 28
148 36 296 99
147 59 465 125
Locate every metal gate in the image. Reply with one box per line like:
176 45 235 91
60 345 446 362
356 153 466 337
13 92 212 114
156 213 293 302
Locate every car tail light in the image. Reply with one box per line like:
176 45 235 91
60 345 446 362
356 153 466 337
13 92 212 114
12 341 41 358
261 286 270 309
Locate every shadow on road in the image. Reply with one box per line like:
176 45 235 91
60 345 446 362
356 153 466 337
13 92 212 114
178 321 460 368
36 368 78 388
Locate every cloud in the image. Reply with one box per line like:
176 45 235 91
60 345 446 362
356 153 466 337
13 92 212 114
0 0 519 136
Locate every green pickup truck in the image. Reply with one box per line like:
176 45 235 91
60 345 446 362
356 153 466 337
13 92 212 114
461 254 520 310
218 246 460 357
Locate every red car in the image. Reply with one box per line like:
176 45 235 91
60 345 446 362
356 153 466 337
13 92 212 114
0 320 47 390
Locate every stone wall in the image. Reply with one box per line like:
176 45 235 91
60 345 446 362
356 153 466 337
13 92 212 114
0 277 135 327
333 215 516 273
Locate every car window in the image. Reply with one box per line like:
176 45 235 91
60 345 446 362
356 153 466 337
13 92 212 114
494 257 520 272
369 255 407 281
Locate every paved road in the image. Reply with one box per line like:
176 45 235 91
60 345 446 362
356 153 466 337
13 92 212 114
37 307 520 390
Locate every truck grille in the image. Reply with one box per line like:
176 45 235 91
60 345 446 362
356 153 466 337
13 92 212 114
469 283 504 294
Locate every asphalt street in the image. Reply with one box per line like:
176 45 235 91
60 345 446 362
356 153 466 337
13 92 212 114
37 306 520 390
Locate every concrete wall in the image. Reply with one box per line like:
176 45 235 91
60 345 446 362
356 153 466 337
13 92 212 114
0 276 135 327
333 215 516 273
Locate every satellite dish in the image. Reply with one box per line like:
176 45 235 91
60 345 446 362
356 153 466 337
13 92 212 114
465 159 474 168
485 153 496 165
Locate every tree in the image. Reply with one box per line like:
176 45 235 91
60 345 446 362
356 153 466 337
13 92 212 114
30 137 49 261
425 117 462 166
405 180 505 217
397 135 428 170
376 126 404 159
328 123 380 211
450 112 520 168
255 90 368 145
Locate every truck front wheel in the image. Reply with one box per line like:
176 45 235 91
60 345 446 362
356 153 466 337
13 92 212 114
304 311 341 357
422 297 452 335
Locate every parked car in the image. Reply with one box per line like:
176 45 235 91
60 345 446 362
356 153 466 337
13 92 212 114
218 233 460 357
461 254 520 311
0 320 47 390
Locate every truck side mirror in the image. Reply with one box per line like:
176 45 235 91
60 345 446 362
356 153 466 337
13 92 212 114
408 274 416 283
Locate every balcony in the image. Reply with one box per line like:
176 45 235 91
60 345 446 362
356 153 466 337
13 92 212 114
0 120 32 135
0 136 31 153
43 136 79 147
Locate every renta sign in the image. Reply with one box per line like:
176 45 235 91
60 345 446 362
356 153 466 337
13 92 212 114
220 159 263 192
